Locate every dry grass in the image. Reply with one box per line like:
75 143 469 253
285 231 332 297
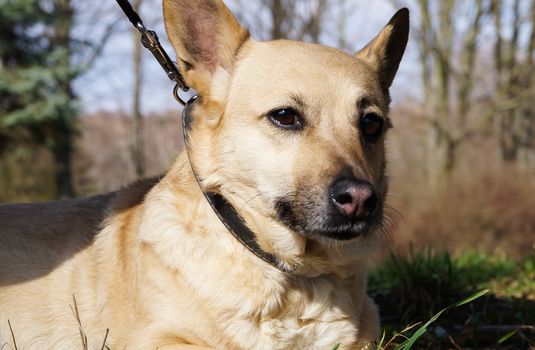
386 104 535 257
389 168 535 257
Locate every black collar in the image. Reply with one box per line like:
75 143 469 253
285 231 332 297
182 97 292 273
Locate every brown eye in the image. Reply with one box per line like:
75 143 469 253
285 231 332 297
268 108 303 130
359 113 384 142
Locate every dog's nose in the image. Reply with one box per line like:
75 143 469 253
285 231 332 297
330 179 378 219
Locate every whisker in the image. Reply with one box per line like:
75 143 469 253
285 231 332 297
238 193 262 212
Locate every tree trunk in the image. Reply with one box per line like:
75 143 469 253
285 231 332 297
518 0 535 169
428 126 456 190
131 0 145 179
336 0 349 51
54 0 75 198
53 123 74 198
268 0 292 39
296 0 327 43
419 0 456 191
499 109 519 162
499 0 521 163
457 0 484 127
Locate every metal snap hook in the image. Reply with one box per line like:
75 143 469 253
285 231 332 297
173 84 187 106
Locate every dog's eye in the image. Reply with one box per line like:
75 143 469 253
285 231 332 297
268 108 303 130
359 113 384 142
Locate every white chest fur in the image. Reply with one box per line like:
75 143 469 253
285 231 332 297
208 274 365 350
256 303 359 349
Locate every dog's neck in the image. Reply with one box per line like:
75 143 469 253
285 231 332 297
140 152 376 279
181 98 294 273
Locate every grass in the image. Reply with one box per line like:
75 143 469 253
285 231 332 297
370 248 535 349
378 289 490 349
70 295 110 350
7 320 18 350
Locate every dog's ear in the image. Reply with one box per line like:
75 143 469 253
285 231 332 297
163 0 250 96
356 8 409 93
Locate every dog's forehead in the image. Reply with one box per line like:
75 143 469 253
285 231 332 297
231 40 382 104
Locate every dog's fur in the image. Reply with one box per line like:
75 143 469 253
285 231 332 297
0 1 409 349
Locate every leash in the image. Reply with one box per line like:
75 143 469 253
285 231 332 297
116 0 189 105
116 0 292 273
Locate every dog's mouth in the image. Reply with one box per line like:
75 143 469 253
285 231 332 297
274 196 383 241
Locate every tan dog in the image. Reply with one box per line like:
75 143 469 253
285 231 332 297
0 1 409 349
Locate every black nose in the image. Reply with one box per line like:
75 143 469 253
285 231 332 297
330 179 378 219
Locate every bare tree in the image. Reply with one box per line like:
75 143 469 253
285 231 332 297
238 0 332 43
414 0 489 190
53 0 76 197
131 0 145 178
335 0 348 50
457 0 485 127
266 0 296 39
493 0 535 166
522 0 535 167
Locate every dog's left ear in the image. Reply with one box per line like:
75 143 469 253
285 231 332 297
356 8 409 93
163 0 250 96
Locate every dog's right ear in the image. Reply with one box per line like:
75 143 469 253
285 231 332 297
163 0 250 97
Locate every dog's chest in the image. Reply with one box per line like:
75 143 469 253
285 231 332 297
258 307 358 349
224 277 361 350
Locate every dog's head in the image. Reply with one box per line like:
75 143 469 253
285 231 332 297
164 0 408 257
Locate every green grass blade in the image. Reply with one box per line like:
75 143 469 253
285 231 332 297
498 329 518 344
376 330 387 349
394 290 489 350
450 289 488 307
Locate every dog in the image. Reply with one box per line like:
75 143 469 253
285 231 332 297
0 1 409 349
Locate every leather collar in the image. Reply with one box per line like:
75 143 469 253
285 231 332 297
182 96 292 273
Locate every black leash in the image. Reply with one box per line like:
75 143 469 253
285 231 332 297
115 0 291 273
116 0 189 105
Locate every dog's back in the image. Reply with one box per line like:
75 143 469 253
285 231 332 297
0 195 111 285
0 177 158 287
0 178 160 348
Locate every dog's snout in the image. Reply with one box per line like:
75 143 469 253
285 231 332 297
330 179 378 219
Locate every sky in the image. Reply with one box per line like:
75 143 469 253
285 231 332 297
73 0 421 115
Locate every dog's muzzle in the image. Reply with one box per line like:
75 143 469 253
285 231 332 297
275 179 382 241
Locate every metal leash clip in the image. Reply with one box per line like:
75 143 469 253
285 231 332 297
135 22 189 105
116 0 189 105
